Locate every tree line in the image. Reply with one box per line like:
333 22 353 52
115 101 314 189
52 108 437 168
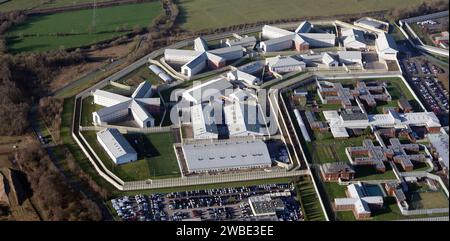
14 142 102 220
389 0 449 20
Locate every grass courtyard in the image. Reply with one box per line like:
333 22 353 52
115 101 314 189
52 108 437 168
175 0 423 31
80 96 102 127
82 131 180 181
6 2 162 52
407 182 449 210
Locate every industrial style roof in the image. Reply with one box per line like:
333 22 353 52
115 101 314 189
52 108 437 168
261 22 336 51
295 21 312 33
354 17 389 32
337 51 362 61
227 70 260 86
341 28 366 49
334 182 383 216
165 37 245 76
226 36 257 47
208 45 243 56
190 103 220 139
375 32 398 53
266 55 305 69
248 195 285 216
427 132 449 169
96 128 137 159
93 82 159 126
224 102 264 136
321 162 355 174
324 109 441 138
262 25 294 38
164 49 203 60
194 37 209 52
182 77 233 104
182 140 272 172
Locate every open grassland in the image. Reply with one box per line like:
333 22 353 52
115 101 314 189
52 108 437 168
6 2 162 53
176 0 423 30
0 0 113 12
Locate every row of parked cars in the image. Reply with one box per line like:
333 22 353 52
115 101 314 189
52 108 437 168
411 76 448 114
111 194 168 221
111 183 302 221
403 59 449 115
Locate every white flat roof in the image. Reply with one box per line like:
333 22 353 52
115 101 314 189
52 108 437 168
262 25 294 38
427 132 449 169
182 140 272 172
183 77 233 104
266 55 305 68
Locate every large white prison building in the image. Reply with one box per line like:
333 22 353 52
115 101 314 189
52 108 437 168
92 82 160 128
260 21 336 52
266 55 306 73
96 128 137 165
227 69 261 86
375 32 398 61
164 37 244 78
182 77 233 105
323 109 441 138
182 140 272 173
341 28 367 50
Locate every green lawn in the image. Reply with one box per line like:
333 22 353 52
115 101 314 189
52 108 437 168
416 191 449 209
394 161 431 172
82 131 180 181
6 2 162 52
80 96 102 127
176 0 423 30
305 135 372 164
353 164 397 181
60 97 122 194
408 182 449 210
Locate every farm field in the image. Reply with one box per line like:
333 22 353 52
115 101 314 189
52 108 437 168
6 2 162 53
176 0 423 30
0 0 112 12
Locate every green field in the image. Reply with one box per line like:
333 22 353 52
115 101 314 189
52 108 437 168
6 2 162 52
82 131 180 181
176 0 423 30
0 0 113 12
